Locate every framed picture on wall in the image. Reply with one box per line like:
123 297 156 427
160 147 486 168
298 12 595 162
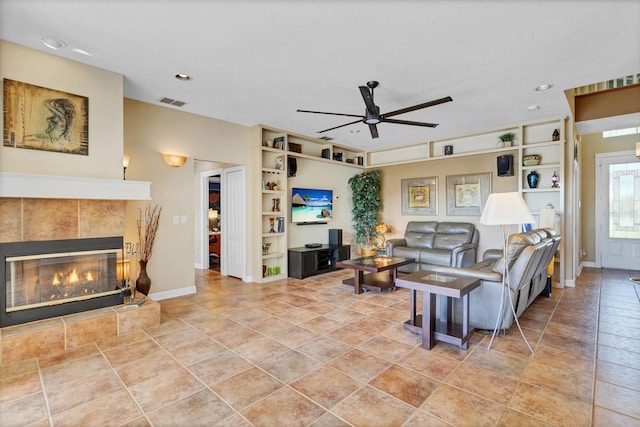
3 79 89 155
401 176 438 215
446 172 491 216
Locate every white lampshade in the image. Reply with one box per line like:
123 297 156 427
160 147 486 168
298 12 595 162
636 141 640 159
480 192 535 225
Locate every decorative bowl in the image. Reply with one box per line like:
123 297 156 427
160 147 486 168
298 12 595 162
523 154 541 166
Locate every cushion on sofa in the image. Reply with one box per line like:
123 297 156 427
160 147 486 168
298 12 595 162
404 221 437 249
491 229 546 274
491 233 528 274
419 248 452 267
433 222 476 250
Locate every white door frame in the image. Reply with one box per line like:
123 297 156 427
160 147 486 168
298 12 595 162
595 150 636 268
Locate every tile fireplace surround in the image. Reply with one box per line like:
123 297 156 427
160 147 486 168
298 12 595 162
0 173 156 363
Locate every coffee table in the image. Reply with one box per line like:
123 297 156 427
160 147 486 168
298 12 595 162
337 255 414 294
395 271 480 350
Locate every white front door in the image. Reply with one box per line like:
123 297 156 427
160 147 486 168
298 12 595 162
222 166 246 279
597 151 640 269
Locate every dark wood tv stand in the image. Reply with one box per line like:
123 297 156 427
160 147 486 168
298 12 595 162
288 244 350 279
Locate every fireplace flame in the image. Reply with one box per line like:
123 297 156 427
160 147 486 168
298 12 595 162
69 269 79 284
85 271 94 281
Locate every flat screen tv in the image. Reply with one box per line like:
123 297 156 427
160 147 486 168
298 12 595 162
291 187 333 224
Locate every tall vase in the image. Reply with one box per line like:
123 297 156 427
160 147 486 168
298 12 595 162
136 260 152 296
527 170 540 189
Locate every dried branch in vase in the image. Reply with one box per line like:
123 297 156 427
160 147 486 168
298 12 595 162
137 204 162 262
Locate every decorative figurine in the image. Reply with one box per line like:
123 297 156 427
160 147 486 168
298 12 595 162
552 129 560 141
269 217 276 233
272 198 280 212
262 242 271 256
551 171 560 188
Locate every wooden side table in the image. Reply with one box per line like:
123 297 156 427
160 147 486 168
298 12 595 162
395 271 480 350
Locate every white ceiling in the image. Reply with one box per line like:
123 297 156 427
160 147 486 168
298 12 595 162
1 1 638 151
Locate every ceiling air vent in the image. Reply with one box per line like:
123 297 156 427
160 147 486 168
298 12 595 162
159 97 187 107
318 136 334 141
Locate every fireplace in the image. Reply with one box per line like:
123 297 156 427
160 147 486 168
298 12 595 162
1 237 125 327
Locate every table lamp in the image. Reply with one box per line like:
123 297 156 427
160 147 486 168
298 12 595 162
479 192 535 352
375 223 392 250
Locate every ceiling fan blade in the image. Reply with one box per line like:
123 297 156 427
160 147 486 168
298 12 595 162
317 118 363 133
382 96 453 118
359 86 378 114
368 124 379 139
382 118 439 128
297 109 364 119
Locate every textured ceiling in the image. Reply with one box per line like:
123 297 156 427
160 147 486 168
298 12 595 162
1 0 638 151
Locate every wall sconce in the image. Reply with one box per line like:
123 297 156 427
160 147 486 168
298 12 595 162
163 153 187 167
123 154 130 180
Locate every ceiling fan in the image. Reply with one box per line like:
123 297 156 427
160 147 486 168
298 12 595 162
297 81 452 139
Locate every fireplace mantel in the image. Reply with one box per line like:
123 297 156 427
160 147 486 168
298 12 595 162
0 172 151 200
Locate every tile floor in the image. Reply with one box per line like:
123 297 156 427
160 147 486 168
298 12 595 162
1 267 639 426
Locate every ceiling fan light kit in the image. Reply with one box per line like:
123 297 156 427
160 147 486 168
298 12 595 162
297 81 452 139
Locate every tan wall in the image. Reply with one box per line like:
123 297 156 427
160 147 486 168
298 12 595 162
575 85 640 122
286 157 360 249
0 40 124 179
123 99 252 294
579 132 638 262
379 150 519 259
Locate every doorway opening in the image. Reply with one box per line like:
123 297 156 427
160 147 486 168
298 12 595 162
208 175 221 271
195 162 246 281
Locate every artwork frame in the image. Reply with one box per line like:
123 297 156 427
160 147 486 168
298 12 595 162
401 176 438 215
3 78 89 155
446 172 492 216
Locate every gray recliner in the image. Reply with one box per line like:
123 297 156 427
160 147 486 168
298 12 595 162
386 221 478 273
432 229 557 330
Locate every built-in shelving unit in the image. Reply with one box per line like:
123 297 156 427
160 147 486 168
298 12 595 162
254 125 365 283
254 117 565 285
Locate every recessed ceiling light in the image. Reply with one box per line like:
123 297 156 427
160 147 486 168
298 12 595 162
527 104 541 111
534 84 553 91
175 74 192 81
71 48 92 56
41 37 66 50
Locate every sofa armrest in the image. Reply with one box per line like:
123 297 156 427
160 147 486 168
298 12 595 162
386 238 407 255
429 265 503 282
451 243 477 267
482 249 503 261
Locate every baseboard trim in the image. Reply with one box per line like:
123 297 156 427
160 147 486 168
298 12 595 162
149 285 197 301
580 261 598 269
